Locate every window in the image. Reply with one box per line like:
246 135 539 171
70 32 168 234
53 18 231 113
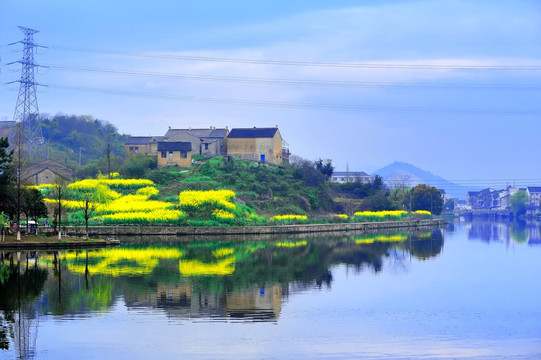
168 151 173 162
204 144 209 150
161 151 166 158
181 150 187 158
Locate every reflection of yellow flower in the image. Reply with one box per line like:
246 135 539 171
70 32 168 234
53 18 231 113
213 248 234 257
275 240 307 247
179 256 235 276
50 248 184 276
355 234 408 244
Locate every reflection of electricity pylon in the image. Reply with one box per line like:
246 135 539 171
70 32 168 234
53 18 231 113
7 26 46 162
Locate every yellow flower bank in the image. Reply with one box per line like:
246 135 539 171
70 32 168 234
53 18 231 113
178 189 236 211
270 214 307 221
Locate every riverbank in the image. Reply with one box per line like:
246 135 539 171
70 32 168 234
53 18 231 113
0 235 120 250
53 218 445 237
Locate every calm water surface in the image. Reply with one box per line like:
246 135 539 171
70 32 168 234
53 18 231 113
1 220 540 359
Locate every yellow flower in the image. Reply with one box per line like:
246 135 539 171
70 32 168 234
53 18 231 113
270 214 307 221
178 189 236 211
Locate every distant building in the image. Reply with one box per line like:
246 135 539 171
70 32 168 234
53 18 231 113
226 127 284 164
330 171 371 184
21 160 74 185
438 189 447 204
125 136 165 156
157 141 192 168
526 186 541 208
164 127 228 157
467 191 480 209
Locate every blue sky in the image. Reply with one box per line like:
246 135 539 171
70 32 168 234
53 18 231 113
1 0 540 187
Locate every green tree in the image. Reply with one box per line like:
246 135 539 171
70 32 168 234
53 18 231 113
121 155 157 178
0 137 13 174
21 188 48 233
76 185 114 239
52 176 70 239
510 190 528 217
411 184 443 215
0 138 15 219
315 158 334 179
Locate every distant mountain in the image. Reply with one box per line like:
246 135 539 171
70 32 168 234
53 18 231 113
372 161 469 199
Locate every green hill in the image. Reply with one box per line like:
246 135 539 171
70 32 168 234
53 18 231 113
41 114 127 169
150 156 334 216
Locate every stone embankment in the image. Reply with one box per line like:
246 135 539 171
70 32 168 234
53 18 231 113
59 219 445 237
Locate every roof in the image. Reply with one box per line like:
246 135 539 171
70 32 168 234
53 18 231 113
126 136 152 145
21 160 74 182
467 191 480 196
227 127 278 139
157 141 192 151
165 128 228 139
332 171 370 177
125 136 164 145
527 186 541 193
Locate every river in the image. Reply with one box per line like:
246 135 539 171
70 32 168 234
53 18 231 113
1 219 540 359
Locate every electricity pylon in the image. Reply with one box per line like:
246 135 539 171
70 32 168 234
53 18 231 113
8 26 46 162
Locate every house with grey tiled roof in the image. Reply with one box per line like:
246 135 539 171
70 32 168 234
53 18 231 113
21 160 74 185
125 136 165 156
164 126 228 157
157 141 192 168
330 171 371 184
226 126 284 164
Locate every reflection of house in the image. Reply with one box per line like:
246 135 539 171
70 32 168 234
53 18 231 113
164 127 228 157
21 160 74 185
125 282 282 322
330 171 371 184
225 285 282 320
125 136 164 156
157 141 192 168
226 127 284 164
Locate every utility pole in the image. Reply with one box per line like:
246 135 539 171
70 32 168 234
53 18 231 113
7 26 46 163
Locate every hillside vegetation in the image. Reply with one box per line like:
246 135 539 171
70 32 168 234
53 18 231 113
153 156 334 216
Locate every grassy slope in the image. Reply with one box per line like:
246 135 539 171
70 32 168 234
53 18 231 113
156 157 329 216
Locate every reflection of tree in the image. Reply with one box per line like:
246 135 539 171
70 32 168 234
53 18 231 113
42 252 116 315
0 254 48 356
510 221 528 243
408 229 444 260
0 230 446 326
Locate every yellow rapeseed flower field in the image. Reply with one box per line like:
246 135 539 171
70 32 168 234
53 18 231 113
178 189 236 211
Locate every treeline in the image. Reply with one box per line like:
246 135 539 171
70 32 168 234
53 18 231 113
40 113 128 170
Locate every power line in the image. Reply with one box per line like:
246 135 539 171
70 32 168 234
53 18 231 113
45 44 541 70
44 64 541 90
48 84 541 115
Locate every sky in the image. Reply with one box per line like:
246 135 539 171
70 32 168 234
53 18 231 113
1 0 540 188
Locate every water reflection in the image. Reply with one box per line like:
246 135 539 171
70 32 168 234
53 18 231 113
1 228 446 355
464 219 541 245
